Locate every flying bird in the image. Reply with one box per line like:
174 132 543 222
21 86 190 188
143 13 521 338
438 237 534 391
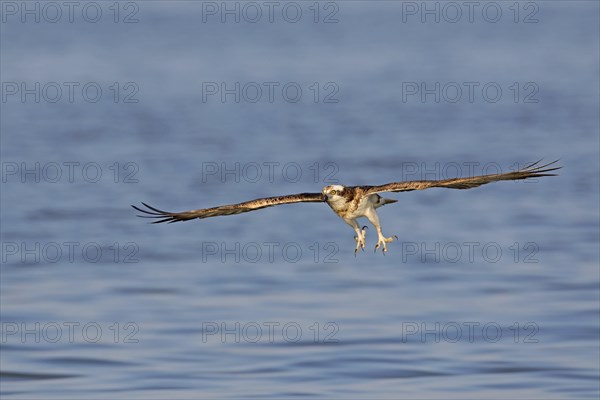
133 160 560 254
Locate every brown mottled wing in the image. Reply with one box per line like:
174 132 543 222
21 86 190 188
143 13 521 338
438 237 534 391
132 192 325 224
362 160 561 195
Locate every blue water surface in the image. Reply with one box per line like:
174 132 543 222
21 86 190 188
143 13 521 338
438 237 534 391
1 1 599 399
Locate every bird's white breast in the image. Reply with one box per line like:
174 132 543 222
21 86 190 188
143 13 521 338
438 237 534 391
329 194 379 219
348 194 379 217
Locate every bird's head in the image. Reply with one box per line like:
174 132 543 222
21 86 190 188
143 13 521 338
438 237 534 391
322 185 346 203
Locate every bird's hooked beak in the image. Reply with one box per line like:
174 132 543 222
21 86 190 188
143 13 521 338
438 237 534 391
321 193 328 202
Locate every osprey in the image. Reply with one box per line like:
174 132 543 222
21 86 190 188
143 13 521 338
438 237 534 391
133 160 560 254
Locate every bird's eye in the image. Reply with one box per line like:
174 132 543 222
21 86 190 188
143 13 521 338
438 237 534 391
330 190 337 195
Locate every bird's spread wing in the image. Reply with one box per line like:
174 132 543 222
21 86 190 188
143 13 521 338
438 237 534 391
132 192 325 223
361 160 561 195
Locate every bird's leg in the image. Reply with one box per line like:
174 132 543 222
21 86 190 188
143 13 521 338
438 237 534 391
366 210 397 254
347 220 367 255
354 226 368 253
353 226 368 255
374 232 398 254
